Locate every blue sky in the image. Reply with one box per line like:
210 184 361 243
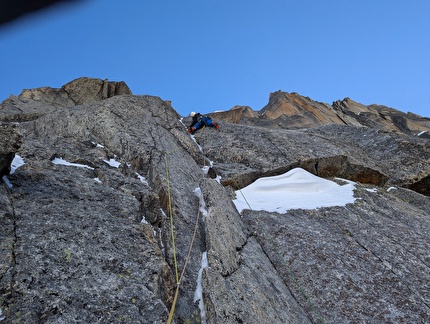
1 0 429 117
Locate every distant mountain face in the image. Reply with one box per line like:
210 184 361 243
211 90 430 138
1 78 429 323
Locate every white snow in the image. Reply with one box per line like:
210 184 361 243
202 166 210 174
233 168 357 213
192 135 203 152
92 141 105 148
10 155 25 174
135 172 148 185
194 251 208 324
365 188 378 193
387 186 398 192
2 155 25 188
158 208 167 256
193 187 208 218
417 131 427 136
103 158 121 168
0 308 4 321
93 177 102 184
51 157 94 170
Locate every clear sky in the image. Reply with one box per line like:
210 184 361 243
1 0 429 117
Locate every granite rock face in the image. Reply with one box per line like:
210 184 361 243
0 78 429 323
211 90 430 137
0 123 21 177
0 77 131 122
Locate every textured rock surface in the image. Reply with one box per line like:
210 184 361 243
0 78 429 323
211 90 430 136
0 77 131 122
244 185 430 323
200 178 311 323
0 123 21 177
195 122 430 195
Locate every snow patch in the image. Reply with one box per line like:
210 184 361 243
387 187 398 192
233 167 357 213
158 209 167 256
103 158 121 168
417 131 427 137
193 187 208 218
92 141 105 148
94 177 102 184
10 155 25 174
194 251 208 324
136 172 148 185
52 157 94 170
365 188 378 193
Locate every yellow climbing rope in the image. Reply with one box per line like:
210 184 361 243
165 122 324 323
165 124 219 323
165 126 210 323
167 203 202 324
164 153 179 284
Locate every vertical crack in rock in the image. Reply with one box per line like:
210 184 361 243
333 207 430 310
2 78 429 322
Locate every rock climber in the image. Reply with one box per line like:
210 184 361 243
187 112 219 135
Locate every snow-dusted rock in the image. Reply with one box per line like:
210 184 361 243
1 78 429 323
0 123 21 177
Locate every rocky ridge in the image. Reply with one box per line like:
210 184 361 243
0 78 429 323
211 90 430 138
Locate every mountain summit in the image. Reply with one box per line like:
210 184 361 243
212 90 430 136
1 78 429 323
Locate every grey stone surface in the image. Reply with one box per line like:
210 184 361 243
0 77 131 122
0 123 21 177
243 185 430 323
0 78 429 323
211 90 430 135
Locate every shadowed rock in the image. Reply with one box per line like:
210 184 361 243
0 123 21 177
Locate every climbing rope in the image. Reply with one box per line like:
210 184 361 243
164 153 179 284
166 125 208 323
178 121 325 324
167 199 202 324
183 121 325 324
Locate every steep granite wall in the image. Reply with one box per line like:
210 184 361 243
1 78 429 323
